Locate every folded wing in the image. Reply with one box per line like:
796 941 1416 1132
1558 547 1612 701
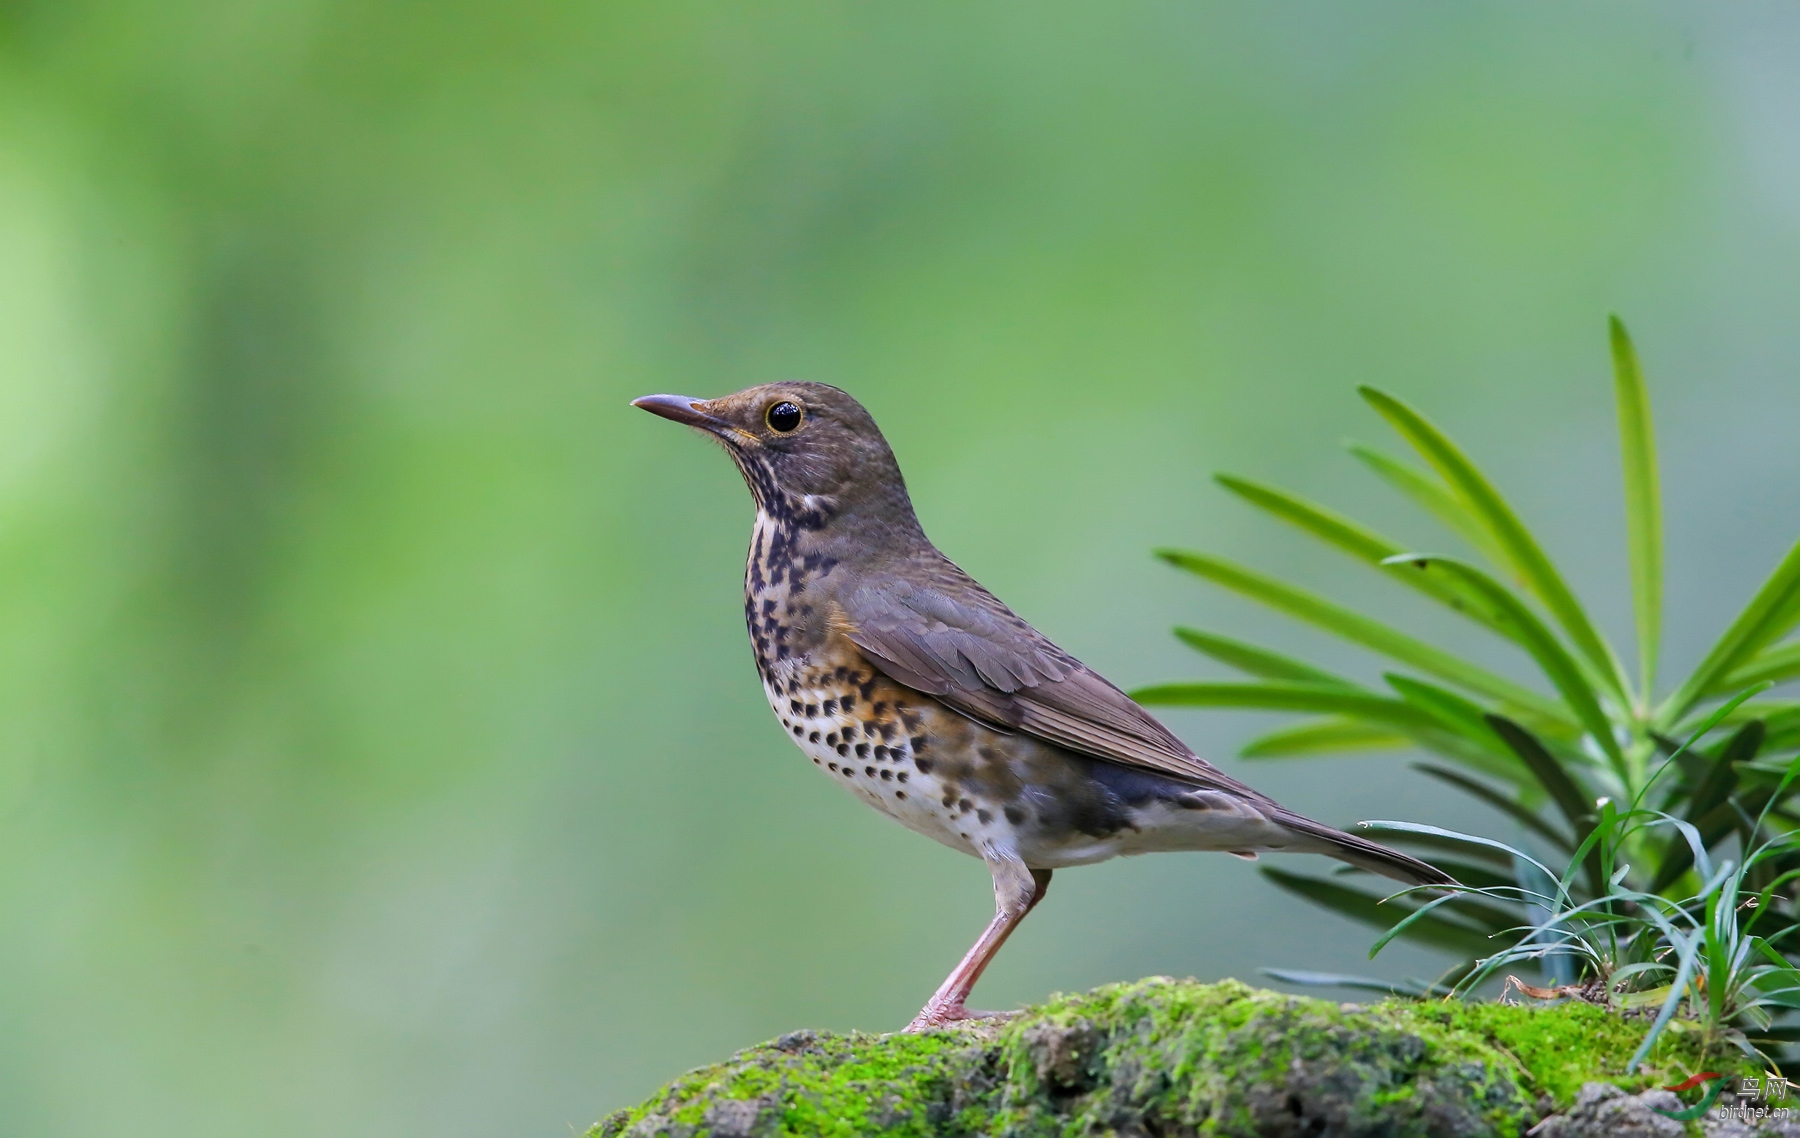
839 556 1273 803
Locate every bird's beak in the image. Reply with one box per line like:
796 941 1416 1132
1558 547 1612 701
631 393 733 436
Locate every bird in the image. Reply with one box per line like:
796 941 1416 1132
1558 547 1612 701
632 382 1454 1032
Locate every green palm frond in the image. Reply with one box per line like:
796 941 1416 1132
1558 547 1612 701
1149 319 1800 1034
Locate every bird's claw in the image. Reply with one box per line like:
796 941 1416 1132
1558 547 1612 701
903 1005 1018 1033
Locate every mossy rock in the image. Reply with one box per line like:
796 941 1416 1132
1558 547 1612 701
595 977 1750 1138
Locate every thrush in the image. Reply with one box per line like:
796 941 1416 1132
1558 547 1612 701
633 383 1453 1032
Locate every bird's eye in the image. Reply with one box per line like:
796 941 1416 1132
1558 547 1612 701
766 401 803 433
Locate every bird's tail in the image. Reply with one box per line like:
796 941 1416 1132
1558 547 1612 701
1275 810 1457 888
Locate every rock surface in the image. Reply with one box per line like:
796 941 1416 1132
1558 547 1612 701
594 977 1769 1138
1531 1081 1686 1138
1534 1081 1800 1138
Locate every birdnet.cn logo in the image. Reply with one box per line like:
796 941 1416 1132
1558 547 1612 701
1654 1072 1795 1123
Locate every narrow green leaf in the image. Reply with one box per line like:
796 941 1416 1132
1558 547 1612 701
1213 474 1394 561
1129 680 1438 731
1239 718 1412 758
1691 721 1760 818
1372 828 1513 868
1642 680 1774 785
1485 715 1599 842
1760 726 1800 754
1437 895 1525 937
1369 892 1474 958
1385 674 1511 755
1648 744 1753 896
1411 762 1574 853
1247 711 1523 781
1731 699 1800 724
1610 316 1664 696
1213 474 1530 648
1360 386 1631 703
1374 674 1560 781
1412 857 1517 892
1720 640 1800 693
1629 938 1701 1073
1676 795 1772 880
1551 819 1610 908
1751 704 1800 757
1259 867 1493 955
1660 533 1800 726
1171 627 1351 686
1358 819 1558 880
1346 443 1511 569
1762 585 1800 654
1384 554 1626 773
1156 549 1569 723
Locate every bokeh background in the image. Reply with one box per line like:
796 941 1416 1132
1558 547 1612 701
3 3 1800 1134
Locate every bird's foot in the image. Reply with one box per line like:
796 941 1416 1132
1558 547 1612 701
903 1002 1018 1033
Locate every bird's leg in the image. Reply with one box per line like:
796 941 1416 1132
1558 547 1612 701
904 858 1052 1032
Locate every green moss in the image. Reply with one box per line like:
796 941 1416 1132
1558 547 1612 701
596 1027 994 1138
593 977 1754 1138
1395 998 1750 1105
983 978 1537 1136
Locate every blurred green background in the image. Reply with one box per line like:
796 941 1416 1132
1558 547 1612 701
3 2 1800 1134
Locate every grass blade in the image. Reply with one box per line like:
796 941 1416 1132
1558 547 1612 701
1416 857 1517 891
1611 316 1664 697
1412 762 1574 852
1357 820 1559 881
1660 533 1800 726
1369 891 1476 958
1156 549 1569 722
1646 814 1715 893
1346 443 1511 569
1239 719 1412 758
1637 682 1774 812
1485 718 1607 902
1384 555 1625 773
1645 719 1762 893
1628 936 1700 1073
1259 867 1493 955
1377 832 1515 871
1360 386 1630 702
1171 627 1351 686
1213 474 1529 648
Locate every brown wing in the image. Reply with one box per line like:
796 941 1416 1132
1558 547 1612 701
838 556 1273 803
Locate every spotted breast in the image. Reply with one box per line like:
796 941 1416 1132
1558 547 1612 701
742 508 974 850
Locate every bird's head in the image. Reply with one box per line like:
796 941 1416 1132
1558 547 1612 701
632 382 922 539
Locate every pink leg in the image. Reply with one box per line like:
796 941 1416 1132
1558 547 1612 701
905 859 1053 1032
